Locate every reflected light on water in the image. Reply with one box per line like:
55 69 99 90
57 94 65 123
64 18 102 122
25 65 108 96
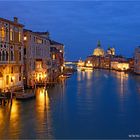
10 101 18 118
38 88 49 110
8 101 20 138
86 70 92 80
77 71 82 81
115 71 129 115
35 87 53 138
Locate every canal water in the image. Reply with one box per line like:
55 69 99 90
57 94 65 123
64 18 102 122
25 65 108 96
0 70 140 139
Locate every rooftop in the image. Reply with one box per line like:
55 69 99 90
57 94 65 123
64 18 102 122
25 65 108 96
0 17 24 27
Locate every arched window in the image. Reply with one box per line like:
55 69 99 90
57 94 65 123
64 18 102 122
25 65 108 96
10 29 13 41
6 51 8 61
19 51 21 61
2 51 5 61
10 51 14 61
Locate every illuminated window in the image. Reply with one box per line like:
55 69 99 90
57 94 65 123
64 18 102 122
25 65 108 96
24 36 27 41
36 38 43 44
10 29 13 41
1 27 5 41
19 32 21 42
52 54 55 60
6 75 9 85
36 61 42 69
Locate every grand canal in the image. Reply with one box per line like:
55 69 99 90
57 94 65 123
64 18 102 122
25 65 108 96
0 70 140 139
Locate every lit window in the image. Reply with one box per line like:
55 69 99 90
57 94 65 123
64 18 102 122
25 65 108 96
24 36 27 41
36 38 43 44
10 29 13 41
19 32 21 42
1 27 5 41
52 54 55 60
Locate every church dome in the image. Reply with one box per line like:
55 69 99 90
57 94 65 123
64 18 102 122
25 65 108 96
93 40 104 56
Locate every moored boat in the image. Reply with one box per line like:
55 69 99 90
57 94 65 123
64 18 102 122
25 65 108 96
15 90 35 100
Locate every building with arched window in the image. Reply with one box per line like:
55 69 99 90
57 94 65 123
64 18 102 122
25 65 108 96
0 17 24 91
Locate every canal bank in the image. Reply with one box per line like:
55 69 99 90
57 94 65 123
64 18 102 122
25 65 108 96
0 70 140 139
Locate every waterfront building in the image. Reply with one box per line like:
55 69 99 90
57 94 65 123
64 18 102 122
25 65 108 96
49 40 64 81
0 17 24 91
111 61 129 71
106 47 115 56
23 29 51 87
134 47 140 74
128 58 134 72
93 40 105 56
100 56 111 69
77 59 85 67
85 57 93 67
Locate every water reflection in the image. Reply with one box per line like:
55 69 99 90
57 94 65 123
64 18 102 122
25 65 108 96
0 100 21 139
35 87 53 139
113 71 129 116
86 70 92 80
0 70 140 139
115 71 128 95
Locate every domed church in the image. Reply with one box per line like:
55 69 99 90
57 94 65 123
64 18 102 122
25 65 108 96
93 40 105 56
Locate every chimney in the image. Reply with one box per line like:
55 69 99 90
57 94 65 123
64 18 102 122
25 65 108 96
14 17 18 23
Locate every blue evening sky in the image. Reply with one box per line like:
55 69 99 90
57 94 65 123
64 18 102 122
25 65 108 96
0 1 140 60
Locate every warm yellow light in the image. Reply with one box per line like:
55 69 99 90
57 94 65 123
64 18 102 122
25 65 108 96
24 36 27 41
86 61 93 67
43 74 47 78
1 27 5 40
117 63 129 70
78 60 85 67
11 76 15 82
19 32 21 42
52 54 55 60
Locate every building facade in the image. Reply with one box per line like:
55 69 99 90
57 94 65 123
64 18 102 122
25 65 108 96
93 40 105 56
50 40 64 81
134 47 140 74
23 29 51 87
0 17 24 91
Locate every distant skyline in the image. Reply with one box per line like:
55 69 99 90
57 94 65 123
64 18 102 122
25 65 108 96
0 1 140 60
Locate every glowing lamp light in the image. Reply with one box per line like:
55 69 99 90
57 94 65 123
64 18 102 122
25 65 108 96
24 36 27 41
44 74 47 78
86 60 93 67
11 76 15 82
